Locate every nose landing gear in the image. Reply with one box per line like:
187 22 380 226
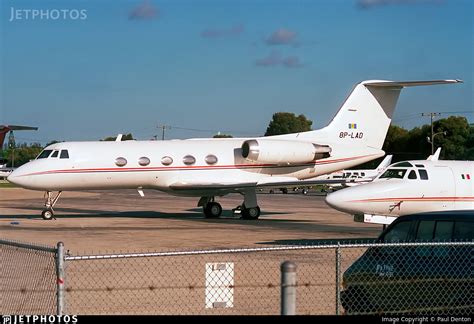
41 191 62 220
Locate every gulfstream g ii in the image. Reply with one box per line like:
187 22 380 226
7 79 462 220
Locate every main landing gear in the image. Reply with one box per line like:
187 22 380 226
198 189 261 220
41 191 62 220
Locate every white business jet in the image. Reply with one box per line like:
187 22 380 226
314 154 393 190
325 148 474 225
7 79 461 220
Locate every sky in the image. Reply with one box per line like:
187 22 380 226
1 0 472 144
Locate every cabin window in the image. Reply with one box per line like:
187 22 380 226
382 221 412 243
60 150 69 159
37 150 53 159
138 157 151 166
408 170 417 180
115 157 127 167
453 221 474 240
418 169 429 180
361 172 365 176
380 169 407 179
205 154 218 165
434 221 454 241
51 151 59 158
161 156 173 166
183 155 196 165
416 221 436 241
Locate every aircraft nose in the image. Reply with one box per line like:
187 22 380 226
7 168 30 188
7 169 19 185
325 189 350 212
325 187 364 214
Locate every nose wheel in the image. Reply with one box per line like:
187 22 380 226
41 209 54 220
41 191 62 220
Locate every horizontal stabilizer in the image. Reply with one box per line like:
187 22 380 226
363 79 463 87
0 125 38 131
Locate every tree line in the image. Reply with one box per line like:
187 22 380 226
2 113 473 167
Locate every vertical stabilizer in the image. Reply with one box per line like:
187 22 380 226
376 155 393 171
296 79 462 151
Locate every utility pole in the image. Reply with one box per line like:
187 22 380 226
159 125 171 140
8 131 15 168
421 112 441 155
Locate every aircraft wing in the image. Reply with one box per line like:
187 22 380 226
169 181 258 191
169 177 350 192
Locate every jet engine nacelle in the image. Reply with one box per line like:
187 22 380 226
241 139 331 165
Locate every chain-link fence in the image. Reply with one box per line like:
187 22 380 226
0 239 58 314
1 239 472 315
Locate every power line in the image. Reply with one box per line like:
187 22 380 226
158 125 171 141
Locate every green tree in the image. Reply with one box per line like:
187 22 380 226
434 116 470 160
381 116 472 162
213 133 233 138
264 112 312 136
3 143 43 167
465 124 474 160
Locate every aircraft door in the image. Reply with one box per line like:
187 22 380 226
431 166 456 210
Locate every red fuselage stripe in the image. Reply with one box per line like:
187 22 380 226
351 197 474 202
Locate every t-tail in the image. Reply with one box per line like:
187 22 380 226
0 125 38 149
296 79 462 151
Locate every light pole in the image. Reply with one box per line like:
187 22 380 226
8 131 15 168
427 131 446 155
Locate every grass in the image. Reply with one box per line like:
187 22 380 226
0 181 16 188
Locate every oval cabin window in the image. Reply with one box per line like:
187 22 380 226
138 157 151 166
115 157 127 167
183 155 196 165
205 154 218 165
161 156 173 166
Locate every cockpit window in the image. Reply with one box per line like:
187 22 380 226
392 162 413 167
408 170 417 179
419 169 429 180
60 150 69 159
37 150 53 159
380 168 408 179
51 151 59 158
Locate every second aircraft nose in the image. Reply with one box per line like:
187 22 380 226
325 185 370 215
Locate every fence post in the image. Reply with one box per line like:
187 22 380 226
335 243 341 315
56 241 65 315
280 261 297 315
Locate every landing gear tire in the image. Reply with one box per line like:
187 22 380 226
302 189 308 195
241 205 260 220
41 209 54 220
203 202 222 218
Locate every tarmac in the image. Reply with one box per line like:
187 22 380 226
0 187 382 253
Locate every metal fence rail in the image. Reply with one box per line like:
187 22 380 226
0 239 58 315
1 239 472 315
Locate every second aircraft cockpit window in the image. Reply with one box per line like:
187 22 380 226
37 150 53 159
380 168 408 179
